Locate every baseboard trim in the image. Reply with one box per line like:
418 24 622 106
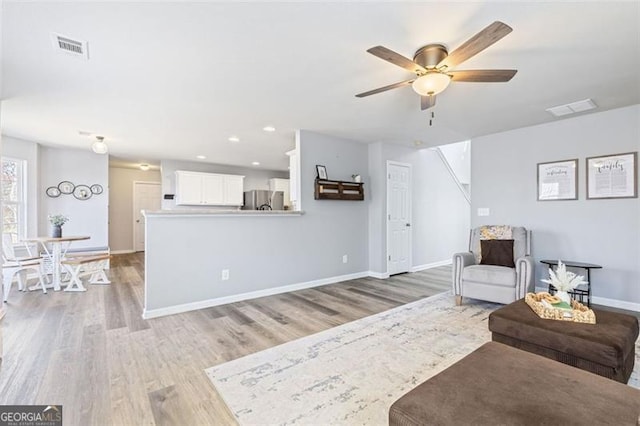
111 249 136 254
143 271 370 319
411 259 452 273
367 271 390 279
534 286 639 312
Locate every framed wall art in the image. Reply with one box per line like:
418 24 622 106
316 165 328 180
586 152 637 199
537 159 578 201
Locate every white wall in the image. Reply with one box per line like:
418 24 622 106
40 146 109 249
438 140 471 185
109 167 161 252
2 136 39 237
368 142 471 275
472 104 640 307
160 159 289 209
144 130 369 314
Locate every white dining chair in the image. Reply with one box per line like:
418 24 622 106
2 233 47 302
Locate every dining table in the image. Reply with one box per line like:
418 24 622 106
25 236 90 291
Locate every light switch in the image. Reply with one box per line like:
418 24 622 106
477 208 490 217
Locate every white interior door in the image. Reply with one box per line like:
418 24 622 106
133 182 162 252
387 162 411 275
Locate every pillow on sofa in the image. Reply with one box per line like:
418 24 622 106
480 239 515 267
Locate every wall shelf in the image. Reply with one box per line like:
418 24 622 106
314 179 364 201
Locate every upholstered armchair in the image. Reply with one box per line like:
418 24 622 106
452 226 533 305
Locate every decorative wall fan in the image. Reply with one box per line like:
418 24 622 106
356 21 517 110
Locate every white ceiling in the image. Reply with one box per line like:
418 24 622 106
2 1 639 171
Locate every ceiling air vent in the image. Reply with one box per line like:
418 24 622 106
546 99 596 117
51 33 89 60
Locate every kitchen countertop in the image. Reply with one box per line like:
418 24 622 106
143 209 304 217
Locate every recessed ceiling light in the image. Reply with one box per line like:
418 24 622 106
251 161 260 166
196 155 206 160
228 136 240 142
263 126 276 132
140 164 150 171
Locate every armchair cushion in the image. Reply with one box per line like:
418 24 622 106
479 239 515 268
462 265 516 287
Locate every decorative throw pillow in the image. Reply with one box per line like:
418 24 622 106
473 225 513 263
479 239 515 268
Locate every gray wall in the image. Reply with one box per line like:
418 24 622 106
472 104 640 305
39 146 109 248
145 130 369 313
160 159 288 209
368 142 471 274
109 167 161 252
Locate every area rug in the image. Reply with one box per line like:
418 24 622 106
206 292 640 425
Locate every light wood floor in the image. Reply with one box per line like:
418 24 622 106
0 253 451 425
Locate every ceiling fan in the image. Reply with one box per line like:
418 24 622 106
356 21 517 110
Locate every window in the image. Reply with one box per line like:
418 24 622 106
1 157 27 242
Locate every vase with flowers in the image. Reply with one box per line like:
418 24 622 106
541 260 588 304
48 214 69 238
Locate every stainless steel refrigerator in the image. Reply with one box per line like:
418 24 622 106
242 190 284 210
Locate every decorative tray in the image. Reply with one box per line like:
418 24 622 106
525 292 596 324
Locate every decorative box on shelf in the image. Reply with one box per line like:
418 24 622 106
314 179 364 201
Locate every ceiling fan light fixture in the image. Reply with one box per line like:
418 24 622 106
92 136 108 154
411 72 451 96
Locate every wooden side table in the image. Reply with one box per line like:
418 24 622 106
539 260 602 307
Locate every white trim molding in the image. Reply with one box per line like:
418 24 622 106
367 271 390 279
111 249 136 255
143 271 370 319
411 259 452 273
534 286 640 312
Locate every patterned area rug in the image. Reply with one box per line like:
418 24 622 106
206 292 640 425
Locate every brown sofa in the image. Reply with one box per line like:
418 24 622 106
389 342 640 426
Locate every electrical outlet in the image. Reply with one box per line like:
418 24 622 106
342 254 348 264
221 269 230 280
477 208 490 217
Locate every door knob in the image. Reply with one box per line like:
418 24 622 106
136 220 140 223
406 223 411 227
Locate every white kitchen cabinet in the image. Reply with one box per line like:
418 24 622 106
202 174 225 205
175 171 244 206
175 172 203 205
224 175 244 206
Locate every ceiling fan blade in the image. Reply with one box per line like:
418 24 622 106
421 95 436 110
449 69 517 82
367 46 426 74
437 21 513 70
355 79 415 98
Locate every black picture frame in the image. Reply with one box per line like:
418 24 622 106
46 186 61 198
58 181 75 194
316 165 328 180
90 184 104 195
73 184 93 200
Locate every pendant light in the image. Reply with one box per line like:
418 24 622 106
92 135 108 154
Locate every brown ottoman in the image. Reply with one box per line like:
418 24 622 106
389 342 640 426
488 299 638 383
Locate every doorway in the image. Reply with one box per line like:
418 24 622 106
133 182 161 252
386 161 412 275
